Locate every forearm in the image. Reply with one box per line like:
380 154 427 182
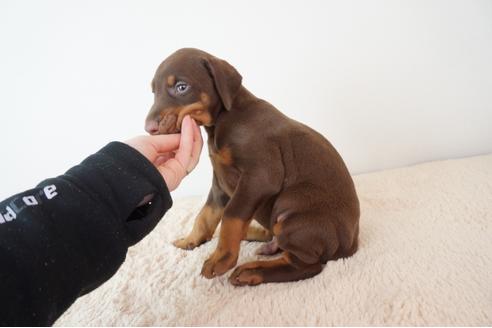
0 142 172 326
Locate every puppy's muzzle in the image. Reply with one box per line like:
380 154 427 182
145 119 159 135
145 113 179 135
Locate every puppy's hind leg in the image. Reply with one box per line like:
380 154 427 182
229 252 322 286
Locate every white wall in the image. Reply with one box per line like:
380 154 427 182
1 0 491 200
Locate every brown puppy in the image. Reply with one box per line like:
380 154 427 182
145 48 360 286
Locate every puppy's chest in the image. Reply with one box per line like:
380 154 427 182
208 144 240 196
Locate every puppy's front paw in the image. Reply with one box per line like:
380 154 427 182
201 250 237 279
172 237 202 250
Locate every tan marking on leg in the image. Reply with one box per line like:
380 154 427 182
273 221 283 236
229 253 292 286
245 225 272 242
236 255 289 271
217 217 249 254
201 218 250 278
173 205 223 250
272 213 288 236
282 251 294 264
231 269 263 286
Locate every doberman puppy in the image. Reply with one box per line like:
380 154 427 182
145 48 360 286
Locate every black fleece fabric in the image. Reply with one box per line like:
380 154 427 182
0 142 173 326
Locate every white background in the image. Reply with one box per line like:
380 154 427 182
1 0 491 200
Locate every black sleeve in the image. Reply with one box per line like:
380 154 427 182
0 142 172 326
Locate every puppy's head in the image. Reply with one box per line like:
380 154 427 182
145 48 242 134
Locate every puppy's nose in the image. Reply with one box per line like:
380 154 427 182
145 120 159 135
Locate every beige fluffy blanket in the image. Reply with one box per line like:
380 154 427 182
56 155 492 326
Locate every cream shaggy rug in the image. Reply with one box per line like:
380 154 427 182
56 154 492 326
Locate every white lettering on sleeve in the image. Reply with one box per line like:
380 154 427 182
44 185 58 200
23 195 39 206
4 206 17 222
0 184 59 225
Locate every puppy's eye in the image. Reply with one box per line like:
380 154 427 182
175 81 189 94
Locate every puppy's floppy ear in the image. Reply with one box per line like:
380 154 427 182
203 56 242 111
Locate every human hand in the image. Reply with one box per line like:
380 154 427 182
125 115 203 192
